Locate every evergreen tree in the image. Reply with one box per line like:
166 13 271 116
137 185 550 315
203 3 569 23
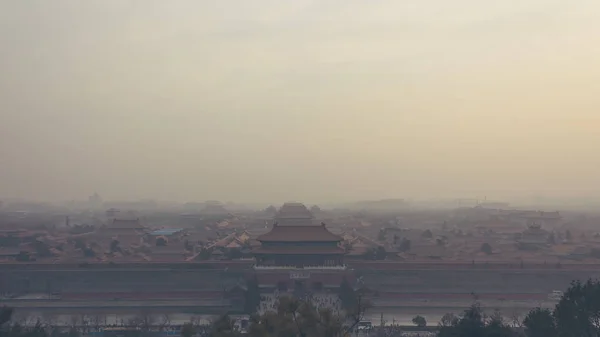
412 315 426 327
523 308 557 337
554 279 600 337
480 243 493 255
438 304 514 337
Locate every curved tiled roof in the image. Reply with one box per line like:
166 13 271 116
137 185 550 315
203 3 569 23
275 202 317 226
256 224 342 242
108 218 144 230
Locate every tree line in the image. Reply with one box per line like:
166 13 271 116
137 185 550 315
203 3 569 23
4 278 600 337
411 278 600 337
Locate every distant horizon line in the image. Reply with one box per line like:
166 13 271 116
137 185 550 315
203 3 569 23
3 194 600 206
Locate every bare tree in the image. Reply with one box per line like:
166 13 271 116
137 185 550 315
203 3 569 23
126 316 138 327
69 314 81 328
158 313 171 331
136 310 157 332
489 309 504 324
40 312 58 330
379 312 388 329
64 314 82 336
12 312 32 326
344 288 372 333
510 311 523 328
79 314 89 333
282 288 372 337
190 315 203 328
40 313 54 324
440 313 458 327
90 315 106 331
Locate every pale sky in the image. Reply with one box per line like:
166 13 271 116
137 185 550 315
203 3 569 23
1 0 600 203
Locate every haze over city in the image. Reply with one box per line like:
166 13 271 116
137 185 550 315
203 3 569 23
5 3 600 336
2 0 600 204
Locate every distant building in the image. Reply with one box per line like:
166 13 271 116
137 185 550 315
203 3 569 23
253 203 345 267
264 205 277 216
250 203 353 294
517 223 550 250
88 192 103 208
205 230 252 250
105 208 120 218
107 218 144 230
201 201 231 218
183 202 204 211
478 202 510 209
519 211 562 228
0 248 23 261
310 205 322 214
99 218 146 243
274 202 317 226
0 229 41 246
492 210 562 228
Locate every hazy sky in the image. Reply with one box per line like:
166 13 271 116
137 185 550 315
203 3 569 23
1 0 600 203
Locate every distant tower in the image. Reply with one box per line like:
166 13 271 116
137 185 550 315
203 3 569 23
88 192 103 209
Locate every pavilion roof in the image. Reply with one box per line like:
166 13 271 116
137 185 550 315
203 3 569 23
256 224 342 242
275 202 318 226
107 218 145 230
